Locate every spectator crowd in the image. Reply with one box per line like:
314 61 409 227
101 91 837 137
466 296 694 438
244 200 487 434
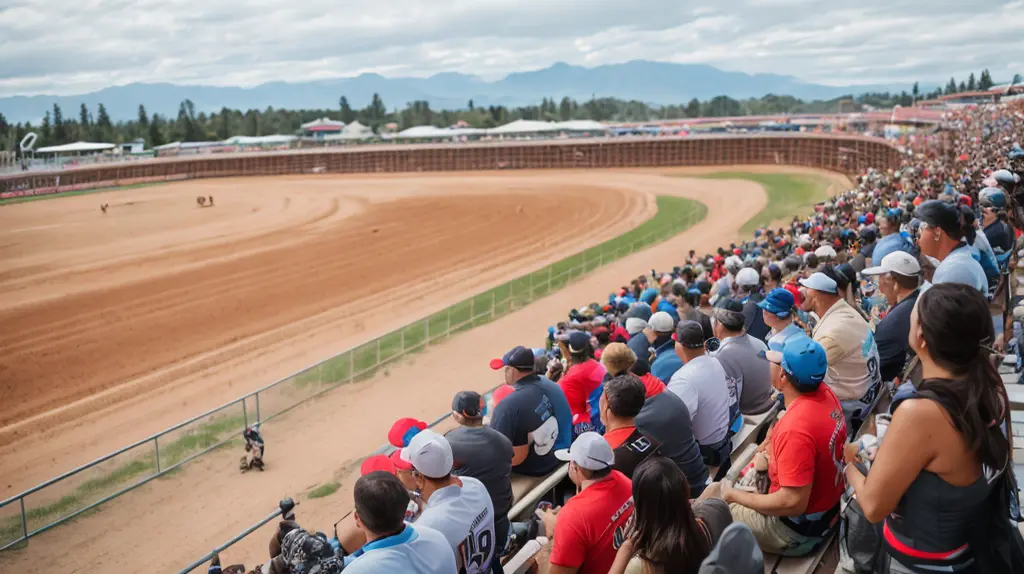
212 102 1024 573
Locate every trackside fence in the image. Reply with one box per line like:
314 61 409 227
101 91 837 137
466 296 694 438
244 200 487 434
0 197 706 552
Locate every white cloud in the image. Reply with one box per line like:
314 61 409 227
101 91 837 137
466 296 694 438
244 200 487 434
0 0 1021 96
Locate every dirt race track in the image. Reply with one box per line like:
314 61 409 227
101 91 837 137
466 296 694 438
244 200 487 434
0 166 846 573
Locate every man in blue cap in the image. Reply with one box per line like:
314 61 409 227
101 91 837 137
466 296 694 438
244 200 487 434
488 346 573 477
720 336 847 557
757 288 803 353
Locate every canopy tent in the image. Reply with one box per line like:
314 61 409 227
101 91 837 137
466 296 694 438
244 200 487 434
323 121 374 141
488 120 560 135
396 125 487 139
223 135 297 146
36 141 116 154
555 120 609 132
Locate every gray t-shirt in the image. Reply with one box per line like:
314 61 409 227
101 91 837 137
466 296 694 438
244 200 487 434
445 426 514 517
933 243 988 294
713 334 775 415
635 390 708 493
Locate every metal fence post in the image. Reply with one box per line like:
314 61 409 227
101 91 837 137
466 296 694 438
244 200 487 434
348 351 354 383
242 398 248 428
400 328 405 353
255 393 262 424
470 297 475 321
20 497 28 540
425 318 430 345
155 437 162 473
375 338 381 367
491 291 496 317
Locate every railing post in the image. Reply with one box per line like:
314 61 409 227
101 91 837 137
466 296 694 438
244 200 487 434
242 398 248 428
155 436 162 473
20 497 28 540
491 290 496 317
375 338 381 367
425 318 430 345
255 393 262 424
470 297 475 321
348 351 354 383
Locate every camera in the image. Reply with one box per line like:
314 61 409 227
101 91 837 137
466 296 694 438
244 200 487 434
279 497 296 520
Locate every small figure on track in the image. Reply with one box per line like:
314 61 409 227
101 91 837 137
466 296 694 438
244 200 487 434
240 424 265 472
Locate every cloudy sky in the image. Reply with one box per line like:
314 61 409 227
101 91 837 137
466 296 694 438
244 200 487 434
1 0 1022 97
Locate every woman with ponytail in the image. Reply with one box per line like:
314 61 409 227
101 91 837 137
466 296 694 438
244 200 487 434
610 456 731 574
844 283 1013 572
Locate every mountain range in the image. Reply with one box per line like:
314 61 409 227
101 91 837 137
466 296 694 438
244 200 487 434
0 60 929 124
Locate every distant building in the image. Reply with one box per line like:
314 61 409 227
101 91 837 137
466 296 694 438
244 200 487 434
300 118 346 140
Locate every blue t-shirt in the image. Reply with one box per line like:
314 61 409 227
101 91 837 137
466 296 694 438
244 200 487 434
932 243 988 294
650 339 683 383
871 233 913 266
488 374 572 477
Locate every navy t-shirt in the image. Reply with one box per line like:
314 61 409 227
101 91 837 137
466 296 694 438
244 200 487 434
489 375 572 477
876 289 919 382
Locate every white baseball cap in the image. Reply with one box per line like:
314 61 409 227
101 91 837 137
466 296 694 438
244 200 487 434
725 256 743 270
862 251 921 277
735 267 760 287
625 317 648 336
648 311 675 333
814 245 837 259
798 272 838 294
554 431 615 471
400 429 453 479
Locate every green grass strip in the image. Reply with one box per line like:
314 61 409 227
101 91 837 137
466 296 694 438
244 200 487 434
0 182 165 206
308 482 341 499
690 172 834 234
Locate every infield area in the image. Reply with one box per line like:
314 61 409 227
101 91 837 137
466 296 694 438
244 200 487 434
0 166 844 573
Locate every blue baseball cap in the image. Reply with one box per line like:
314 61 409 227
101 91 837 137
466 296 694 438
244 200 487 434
757 288 795 318
489 346 535 371
639 287 659 305
762 335 827 389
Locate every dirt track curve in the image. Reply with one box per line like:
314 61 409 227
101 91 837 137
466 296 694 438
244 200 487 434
0 166 846 574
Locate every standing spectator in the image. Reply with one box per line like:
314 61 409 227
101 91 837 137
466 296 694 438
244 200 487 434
603 343 709 494
600 374 662 478
488 346 572 477
711 299 775 415
721 337 846 557
667 321 732 470
736 268 771 342
799 272 881 430
344 471 457 573
542 432 634 574
446 391 514 566
861 252 921 382
758 288 802 352
401 430 496 574
609 457 733 574
844 284 1010 572
648 312 682 382
872 208 914 265
915 200 988 293
557 331 606 434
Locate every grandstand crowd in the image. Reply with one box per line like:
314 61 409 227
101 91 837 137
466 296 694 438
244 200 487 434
211 102 1024 574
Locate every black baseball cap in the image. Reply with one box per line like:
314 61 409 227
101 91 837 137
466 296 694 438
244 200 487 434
915 200 961 237
452 391 483 418
567 331 590 353
676 320 706 349
489 345 535 371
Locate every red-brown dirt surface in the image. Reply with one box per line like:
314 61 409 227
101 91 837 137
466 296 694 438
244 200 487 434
0 166 843 573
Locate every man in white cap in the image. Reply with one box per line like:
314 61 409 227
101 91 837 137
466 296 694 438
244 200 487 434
861 252 921 382
798 271 881 433
539 432 633 574
401 430 496 574
648 311 682 382
734 267 770 342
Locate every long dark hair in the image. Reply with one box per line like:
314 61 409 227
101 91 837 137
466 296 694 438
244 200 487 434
630 457 710 574
916 283 1010 472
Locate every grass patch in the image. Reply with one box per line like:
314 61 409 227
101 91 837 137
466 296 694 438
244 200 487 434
308 482 342 499
0 182 165 206
693 172 833 234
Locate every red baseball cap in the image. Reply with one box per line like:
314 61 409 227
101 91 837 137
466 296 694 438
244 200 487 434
388 418 427 448
784 283 804 306
389 450 414 471
491 384 515 407
361 454 396 476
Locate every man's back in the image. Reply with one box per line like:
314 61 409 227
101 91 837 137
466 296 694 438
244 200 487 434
933 244 988 293
488 374 572 476
416 477 495 574
635 390 709 493
343 525 457 574
742 297 771 342
605 426 661 478
875 290 919 383
650 339 682 382
550 470 634 574
446 426 514 517
714 334 774 414
559 359 605 426
812 299 880 401
666 355 731 445
984 219 1013 253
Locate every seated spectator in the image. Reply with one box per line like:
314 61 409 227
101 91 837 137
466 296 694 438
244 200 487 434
667 321 732 470
960 206 1000 290
844 283 1010 572
870 208 913 266
980 188 1013 253
488 346 572 477
648 312 682 382
720 336 847 557
609 457 733 574
446 391 514 565
542 432 634 574
268 528 344 574
757 288 802 352
599 374 662 478
604 342 664 397
861 252 921 382
625 303 654 360
799 271 881 431
401 430 495 574
711 299 774 415
557 332 606 434
388 418 429 491
656 284 681 322
915 200 988 293
735 268 771 342
344 471 456 573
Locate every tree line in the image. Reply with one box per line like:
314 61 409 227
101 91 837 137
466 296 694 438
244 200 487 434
0 67 1014 153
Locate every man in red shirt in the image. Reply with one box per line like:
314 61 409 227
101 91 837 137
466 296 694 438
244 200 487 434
539 432 634 574
557 332 606 435
720 335 847 557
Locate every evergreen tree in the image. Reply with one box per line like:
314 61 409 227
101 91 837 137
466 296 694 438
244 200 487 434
338 96 355 123
912 82 920 101
40 111 52 145
217 107 231 140
685 98 701 117
96 104 113 142
79 103 92 139
148 113 164 147
979 69 994 90
967 73 976 91
52 104 66 143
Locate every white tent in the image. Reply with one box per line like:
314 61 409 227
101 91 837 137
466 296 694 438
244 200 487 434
555 120 609 132
36 141 116 154
488 120 560 135
223 135 297 146
397 126 451 139
324 120 374 141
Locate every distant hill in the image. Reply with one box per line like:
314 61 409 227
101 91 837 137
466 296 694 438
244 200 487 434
0 60 928 123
